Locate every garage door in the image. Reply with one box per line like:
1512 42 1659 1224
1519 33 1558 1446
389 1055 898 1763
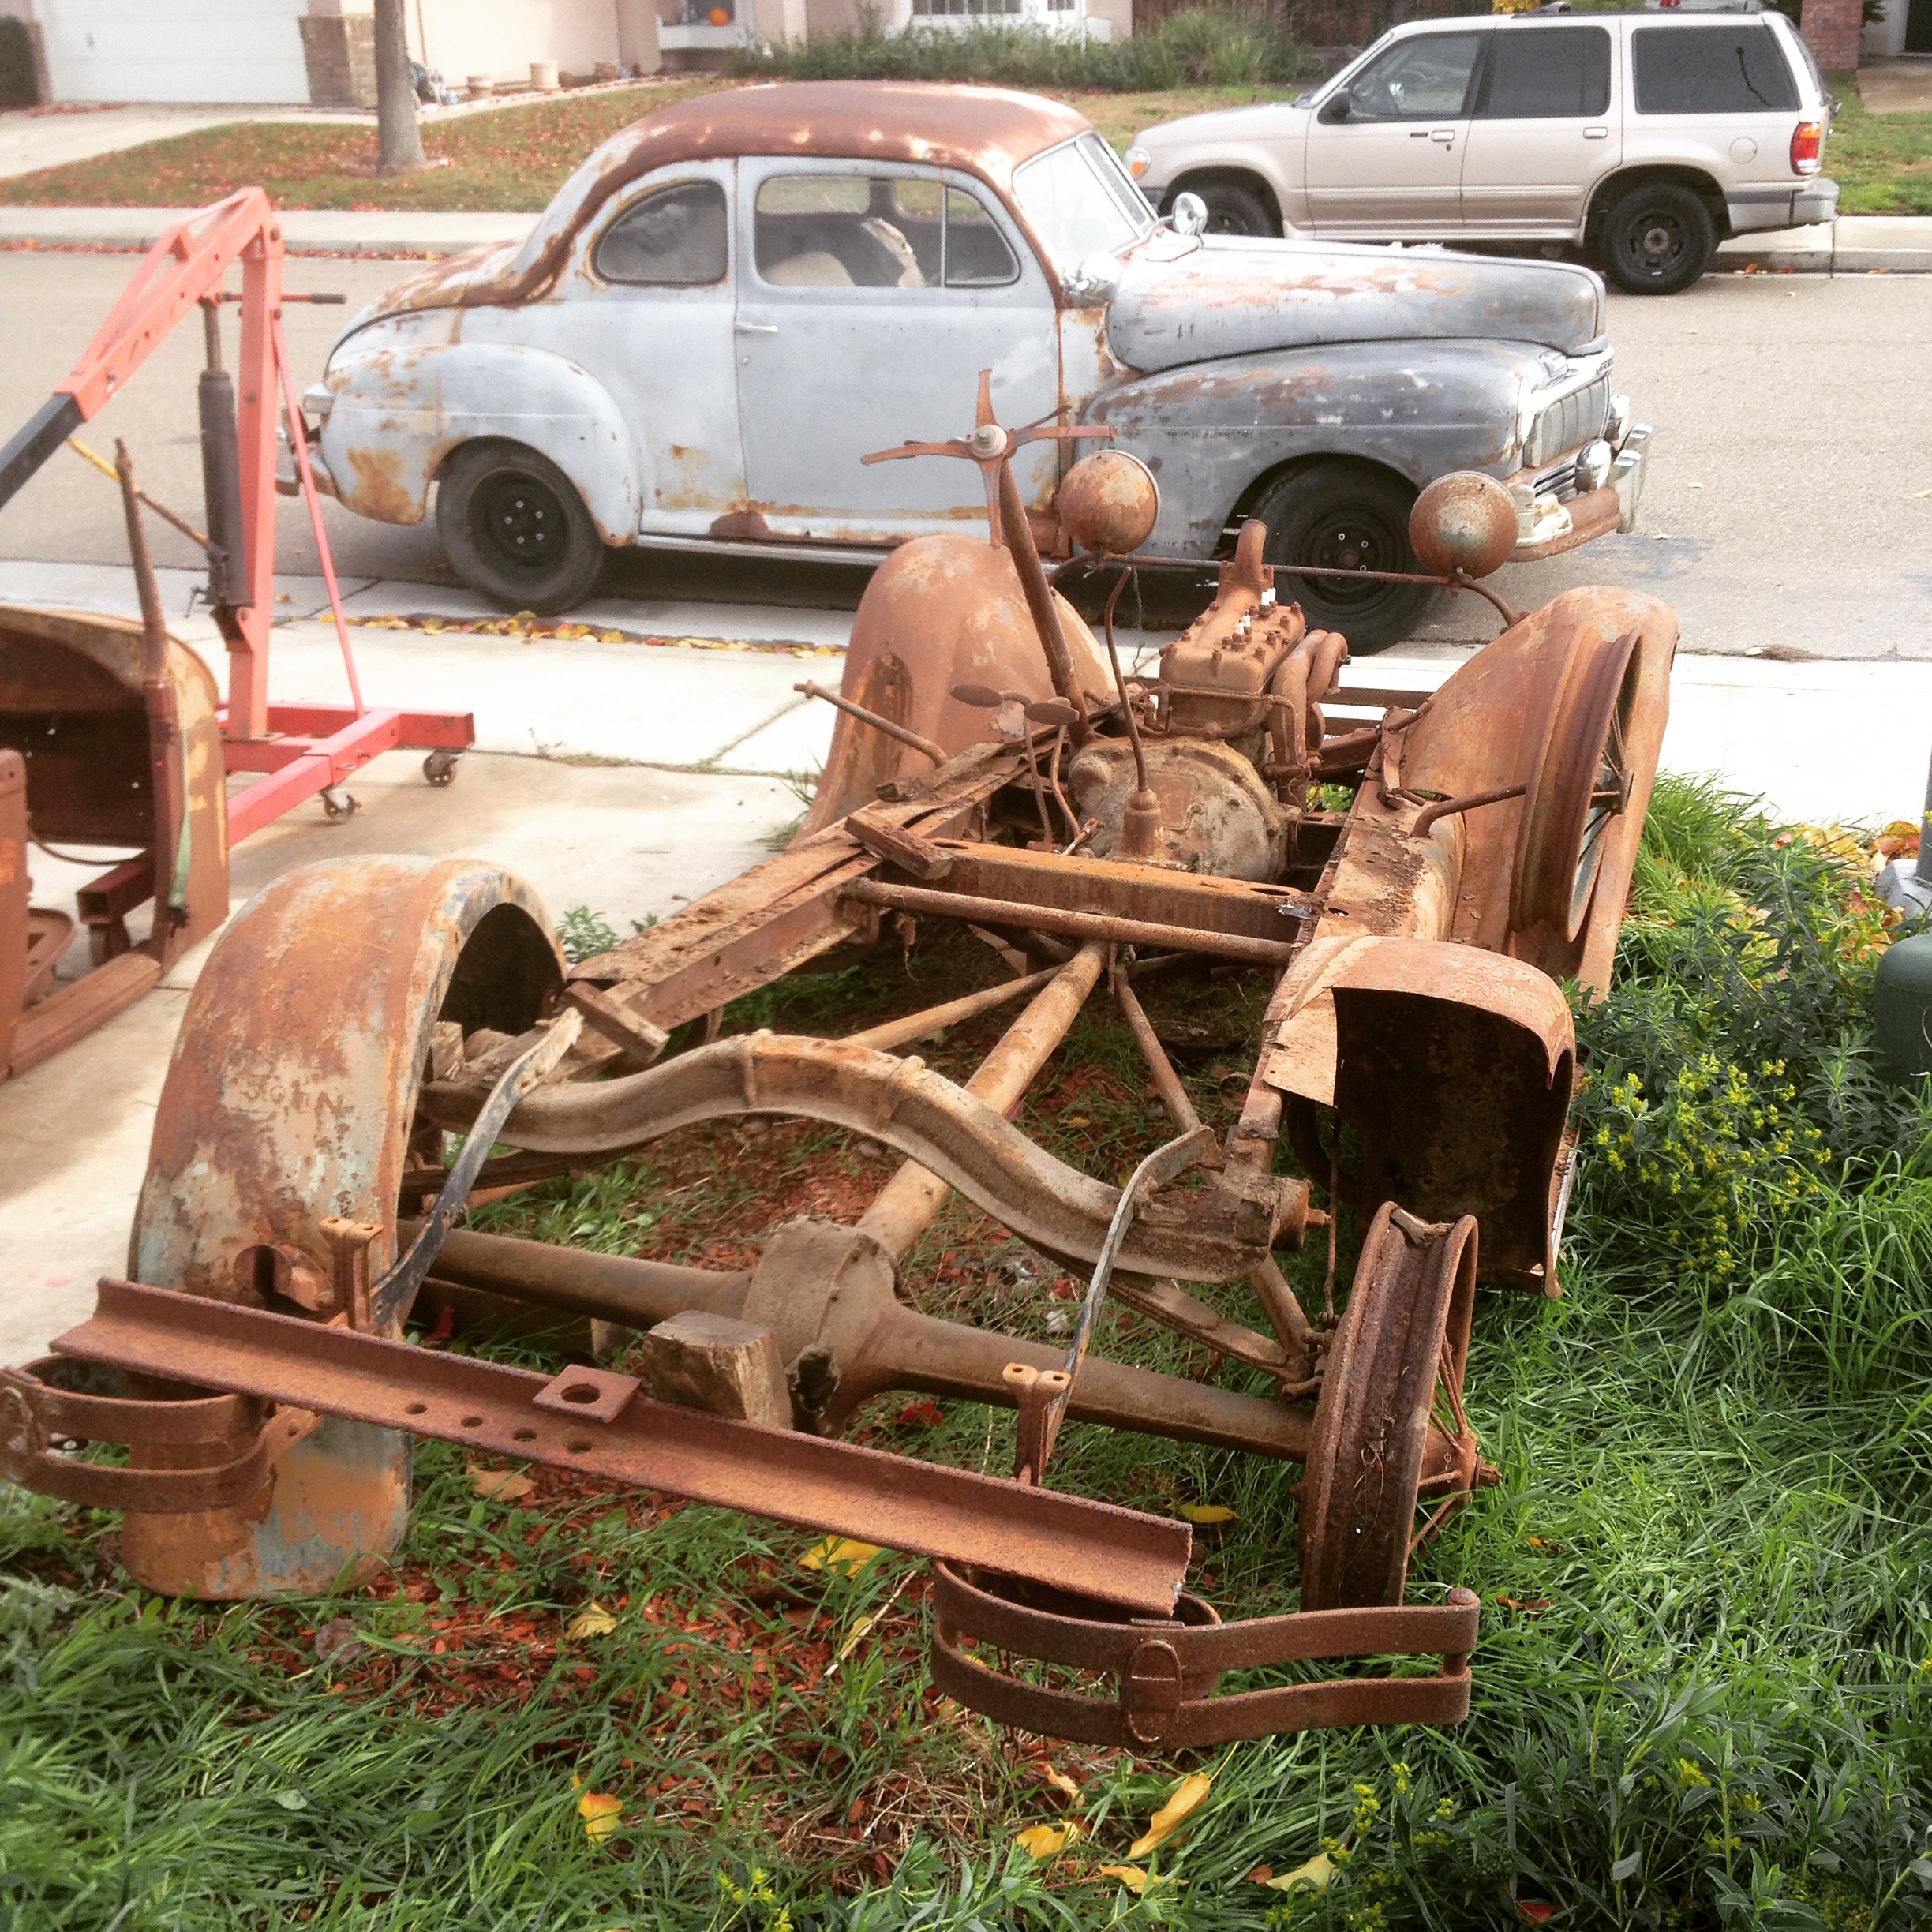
42 0 310 105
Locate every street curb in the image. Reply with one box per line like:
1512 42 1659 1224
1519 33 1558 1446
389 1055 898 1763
1713 215 1932 275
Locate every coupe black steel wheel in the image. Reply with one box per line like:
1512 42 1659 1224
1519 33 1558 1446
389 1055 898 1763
437 440 605 613
1598 182 1715 297
1248 462 1436 652
1176 180 1275 238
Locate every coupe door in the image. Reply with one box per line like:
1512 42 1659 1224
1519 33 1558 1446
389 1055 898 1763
732 158 1059 545
1460 25 1618 234
1305 32 1486 236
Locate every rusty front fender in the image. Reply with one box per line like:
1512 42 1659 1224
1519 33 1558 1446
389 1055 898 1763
801 534 1113 833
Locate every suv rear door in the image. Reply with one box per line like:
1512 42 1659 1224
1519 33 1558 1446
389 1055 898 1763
1305 29 1486 235
1625 21 1803 200
1459 23 1619 236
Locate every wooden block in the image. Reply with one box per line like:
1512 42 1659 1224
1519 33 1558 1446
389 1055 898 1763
635 1311 791 1428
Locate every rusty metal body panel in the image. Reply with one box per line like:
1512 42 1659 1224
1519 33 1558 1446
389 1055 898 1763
0 605 230 1081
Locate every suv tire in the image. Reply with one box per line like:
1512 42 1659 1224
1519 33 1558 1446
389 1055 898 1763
1597 182 1716 296
1248 462 1436 653
1178 180 1275 238
437 439 605 612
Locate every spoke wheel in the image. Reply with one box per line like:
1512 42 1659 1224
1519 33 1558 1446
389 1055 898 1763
1510 626 1641 942
1298 1204 1479 1611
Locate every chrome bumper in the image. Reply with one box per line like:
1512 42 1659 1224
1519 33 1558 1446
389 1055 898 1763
1504 421 1649 562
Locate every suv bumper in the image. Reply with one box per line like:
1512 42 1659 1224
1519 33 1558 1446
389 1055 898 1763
1726 178 1840 236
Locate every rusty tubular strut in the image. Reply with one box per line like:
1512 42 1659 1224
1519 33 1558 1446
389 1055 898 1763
418 1032 1293 1282
46 1280 1193 1615
843 877 1300 967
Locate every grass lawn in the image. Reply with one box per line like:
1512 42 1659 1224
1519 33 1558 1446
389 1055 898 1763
5 776 1932 1927
0 80 1301 215
1829 74 1932 218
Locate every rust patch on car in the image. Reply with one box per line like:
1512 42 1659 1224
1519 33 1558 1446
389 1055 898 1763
339 445 425 526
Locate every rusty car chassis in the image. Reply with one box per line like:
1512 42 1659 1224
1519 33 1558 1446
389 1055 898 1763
0 399 1674 1752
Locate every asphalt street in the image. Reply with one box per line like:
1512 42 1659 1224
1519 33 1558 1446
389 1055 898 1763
0 253 1926 657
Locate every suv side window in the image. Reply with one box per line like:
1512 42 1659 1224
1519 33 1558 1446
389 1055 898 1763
1345 33 1485 120
596 180 728 286
1631 25 1799 114
1476 26 1611 119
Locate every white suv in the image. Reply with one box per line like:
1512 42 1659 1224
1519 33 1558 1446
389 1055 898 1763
1125 4 1837 294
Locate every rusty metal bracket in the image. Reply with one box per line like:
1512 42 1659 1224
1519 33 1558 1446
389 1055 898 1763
368 1009 582 1333
42 1279 1193 1614
930 1562 1480 1749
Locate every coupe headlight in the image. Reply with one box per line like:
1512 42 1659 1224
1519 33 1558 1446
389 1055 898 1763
1576 440 1614 494
1125 144 1151 179
1606 392 1632 450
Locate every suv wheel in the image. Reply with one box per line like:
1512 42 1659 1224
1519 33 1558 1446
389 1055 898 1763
1178 180 1275 238
1598 182 1715 296
1248 462 1436 653
437 440 605 612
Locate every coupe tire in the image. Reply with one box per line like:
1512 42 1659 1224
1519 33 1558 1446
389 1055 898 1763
1248 462 1435 653
437 440 606 613
1178 180 1275 237
1597 182 1715 296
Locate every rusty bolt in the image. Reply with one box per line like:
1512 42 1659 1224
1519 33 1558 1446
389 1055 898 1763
1408 471 1518 580
1058 451 1160 558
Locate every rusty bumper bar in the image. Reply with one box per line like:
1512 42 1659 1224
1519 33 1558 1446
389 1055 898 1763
418 1032 1301 1282
931 1563 1480 1748
33 1279 1193 1616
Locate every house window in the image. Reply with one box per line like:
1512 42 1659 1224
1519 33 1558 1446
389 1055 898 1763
596 181 728 286
910 0 1024 18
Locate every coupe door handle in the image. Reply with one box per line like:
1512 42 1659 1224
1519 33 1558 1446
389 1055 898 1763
735 321 779 335
1583 125 1609 138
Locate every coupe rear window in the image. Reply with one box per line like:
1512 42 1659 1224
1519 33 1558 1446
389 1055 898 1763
596 181 728 286
1632 25 1799 114
1477 27 1612 119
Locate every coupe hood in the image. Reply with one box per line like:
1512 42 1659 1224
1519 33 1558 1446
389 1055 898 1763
1107 236 1605 373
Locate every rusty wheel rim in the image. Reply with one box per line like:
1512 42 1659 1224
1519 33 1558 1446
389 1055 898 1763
1510 627 1642 943
1297 1204 1479 1612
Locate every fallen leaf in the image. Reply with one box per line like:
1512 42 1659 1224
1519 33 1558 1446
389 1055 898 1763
1015 1822 1081 1857
800 1536 881 1578
1246 1863 1274 1883
1063 1114 1091 1128
1129 1771 1212 1857
897 1400 943 1427
578 1788 623 1844
1264 1851 1335 1894
468 1466 535 1502
568 1601 618 1639
313 1616 362 1665
1498 1596 1553 1615
1178 1504 1237 1525
1040 1764 1083 1800
1518 1904 1555 1924
1098 1864 1151 1893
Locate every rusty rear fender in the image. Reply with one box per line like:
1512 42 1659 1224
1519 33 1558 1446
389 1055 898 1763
317 335 644 540
1083 339 1540 558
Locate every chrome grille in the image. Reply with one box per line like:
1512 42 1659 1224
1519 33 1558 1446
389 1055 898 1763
1524 374 1610 469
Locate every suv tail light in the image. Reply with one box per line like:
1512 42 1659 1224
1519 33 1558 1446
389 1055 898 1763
1791 121 1823 174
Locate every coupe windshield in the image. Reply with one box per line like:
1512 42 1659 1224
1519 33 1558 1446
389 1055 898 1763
1013 133 1153 274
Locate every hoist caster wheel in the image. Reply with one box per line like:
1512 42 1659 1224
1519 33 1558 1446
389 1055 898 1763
423 751 459 787
322 788 358 821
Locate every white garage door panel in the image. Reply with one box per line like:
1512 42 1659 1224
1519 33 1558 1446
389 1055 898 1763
44 1 309 105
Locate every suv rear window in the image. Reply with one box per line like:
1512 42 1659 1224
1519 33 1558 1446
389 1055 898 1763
1631 24 1799 114
1477 26 1611 119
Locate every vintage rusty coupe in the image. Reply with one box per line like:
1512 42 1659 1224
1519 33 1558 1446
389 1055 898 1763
0 389 1674 1750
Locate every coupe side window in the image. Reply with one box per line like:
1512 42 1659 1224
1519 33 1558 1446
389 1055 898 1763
1477 27 1612 119
595 180 728 286
751 174 1021 290
1632 25 1799 114
1346 34 1484 120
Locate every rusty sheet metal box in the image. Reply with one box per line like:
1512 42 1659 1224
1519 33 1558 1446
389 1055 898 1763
0 748 26 1074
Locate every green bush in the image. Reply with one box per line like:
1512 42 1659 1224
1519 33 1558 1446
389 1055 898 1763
726 6 1319 93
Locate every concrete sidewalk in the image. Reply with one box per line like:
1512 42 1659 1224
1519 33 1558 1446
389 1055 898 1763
2 202 1927 271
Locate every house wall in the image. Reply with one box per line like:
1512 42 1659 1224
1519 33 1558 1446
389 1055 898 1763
1797 0 1863 69
403 0 627 86
1863 0 1905 58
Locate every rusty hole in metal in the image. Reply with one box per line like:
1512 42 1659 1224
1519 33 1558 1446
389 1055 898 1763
513 1427 537 1442
460 1413 484 1428
567 1439 591 1454
405 1401 427 1416
557 1382 602 1405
